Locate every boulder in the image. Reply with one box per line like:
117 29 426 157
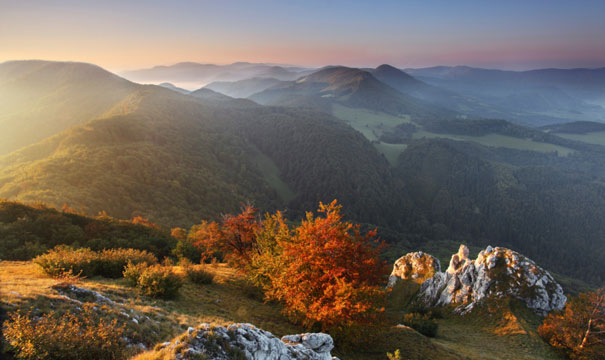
391 245 566 315
387 251 441 287
154 323 337 360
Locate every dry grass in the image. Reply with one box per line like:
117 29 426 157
432 301 564 360
1 261 563 360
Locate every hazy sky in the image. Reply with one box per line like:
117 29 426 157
1 0 604 72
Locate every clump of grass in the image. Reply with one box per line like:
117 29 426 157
34 246 157 278
186 266 214 285
3 304 129 360
401 312 438 337
123 262 183 299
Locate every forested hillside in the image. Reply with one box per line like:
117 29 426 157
1 61 605 285
395 139 605 284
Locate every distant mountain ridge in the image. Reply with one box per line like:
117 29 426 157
405 65 605 125
121 61 314 89
249 66 452 119
204 77 285 98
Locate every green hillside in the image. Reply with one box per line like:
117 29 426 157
0 60 139 155
0 86 283 226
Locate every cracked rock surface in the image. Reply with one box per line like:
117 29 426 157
155 323 337 360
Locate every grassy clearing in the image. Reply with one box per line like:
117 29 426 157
250 147 296 202
332 104 412 164
558 131 605 146
332 104 413 140
374 142 407 166
412 130 575 156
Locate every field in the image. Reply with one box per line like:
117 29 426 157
412 130 575 156
332 105 576 165
558 131 605 146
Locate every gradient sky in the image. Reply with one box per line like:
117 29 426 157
1 0 604 72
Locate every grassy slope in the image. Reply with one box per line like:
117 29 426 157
558 131 605 146
1 261 569 360
0 261 460 360
433 302 563 360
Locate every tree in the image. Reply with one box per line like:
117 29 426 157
261 200 388 332
217 205 260 268
539 287 605 359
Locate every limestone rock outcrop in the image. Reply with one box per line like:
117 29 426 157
390 245 567 314
387 251 441 287
154 323 337 360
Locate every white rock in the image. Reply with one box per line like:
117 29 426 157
393 244 567 314
387 251 441 287
158 323 335 360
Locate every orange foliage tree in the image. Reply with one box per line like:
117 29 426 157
257 200 388 332
539 287 604 359
185 205 260 267
187 220 222 262
216 205 260 268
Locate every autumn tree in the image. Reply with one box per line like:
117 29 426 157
185 206 260 267
247 211 291 291
539 287 605 359
216 205 260 268
185 220 222 262
258 200 388 332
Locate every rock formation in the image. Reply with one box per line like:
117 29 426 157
387 251 441 287
153 323 337 360
390 245 567 315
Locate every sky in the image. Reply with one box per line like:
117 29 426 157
1 0 604 72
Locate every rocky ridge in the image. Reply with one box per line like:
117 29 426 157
389 245 567 315
152 323 337 360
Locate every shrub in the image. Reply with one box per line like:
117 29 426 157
123 261 149 287
34 246 157 278
125 263 183 299
96 248 158 278
3 305 129 360
539 287 604 360
401 312 438 337
173 237 202 264
186 266 214 285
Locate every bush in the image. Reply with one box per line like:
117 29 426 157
186 266 214 285
401 312 438 337
3 305 129 360
123 261 149 287
124 263 183 299
34 246 157 278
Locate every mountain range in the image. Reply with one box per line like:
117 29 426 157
1 59 605 286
